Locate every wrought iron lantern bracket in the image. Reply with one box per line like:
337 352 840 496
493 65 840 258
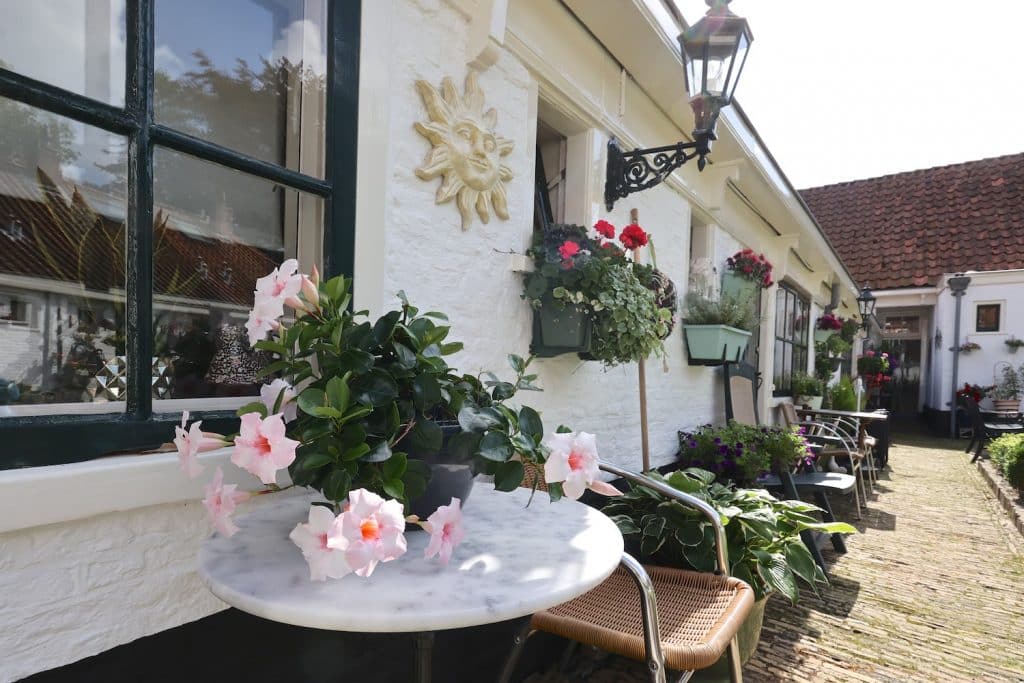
604 136 713 210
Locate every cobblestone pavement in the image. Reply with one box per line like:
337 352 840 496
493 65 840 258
526 430 1024 683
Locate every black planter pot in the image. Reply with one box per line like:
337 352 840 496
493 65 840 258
531 293 592 358
405 422 475 519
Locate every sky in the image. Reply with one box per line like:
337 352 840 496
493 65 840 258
668 1 1024 189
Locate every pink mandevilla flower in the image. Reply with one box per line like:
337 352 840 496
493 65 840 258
289 505 352 581
174 410 227 479
543 431 622 500
245 298 281 347
254 258 302 311
260 378 298 423
423 497 465 566
327 489 407 577
231 412 299 485
203 467 249 537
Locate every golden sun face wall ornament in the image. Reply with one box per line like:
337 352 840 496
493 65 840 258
414 72 514 230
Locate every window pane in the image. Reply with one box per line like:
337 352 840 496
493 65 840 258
0 99 126 416
152 148 323 409
155 0 327 177
0 1 126 106
976 304 1000 333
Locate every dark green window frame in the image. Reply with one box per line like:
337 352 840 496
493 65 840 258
0 0 361 469
773 283 809 397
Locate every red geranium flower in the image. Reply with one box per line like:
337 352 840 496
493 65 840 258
558 240 581 260
594 220 616 239
619 223 648 250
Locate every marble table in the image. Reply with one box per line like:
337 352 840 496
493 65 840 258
199 485 623 681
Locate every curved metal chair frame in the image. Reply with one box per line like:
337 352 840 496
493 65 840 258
499 461 747 683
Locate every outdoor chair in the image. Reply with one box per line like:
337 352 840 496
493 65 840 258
964 397 1024 463
501 462 755 683
721 363 857 571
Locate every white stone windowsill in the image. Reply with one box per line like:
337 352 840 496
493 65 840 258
0 448 269 535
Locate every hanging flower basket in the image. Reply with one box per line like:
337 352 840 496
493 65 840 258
683 324 751 366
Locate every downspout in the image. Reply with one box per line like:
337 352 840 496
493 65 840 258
948 274 971 437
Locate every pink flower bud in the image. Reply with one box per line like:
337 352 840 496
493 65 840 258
301 275 320 308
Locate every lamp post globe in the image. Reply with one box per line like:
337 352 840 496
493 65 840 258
857 284 877 331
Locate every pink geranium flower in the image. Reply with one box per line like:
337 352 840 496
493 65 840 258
543 431 622 500
327 489 407 577
423 497 465 566
203 467 249 537
289 505 352 581
174 411 228 479
260 378 297 423
231 413 299 485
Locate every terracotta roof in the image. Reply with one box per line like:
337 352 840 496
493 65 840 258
800 153 1024 290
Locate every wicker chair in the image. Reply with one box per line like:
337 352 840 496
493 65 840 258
500 462 755 683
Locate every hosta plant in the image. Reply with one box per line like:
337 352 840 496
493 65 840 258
603 468 856 602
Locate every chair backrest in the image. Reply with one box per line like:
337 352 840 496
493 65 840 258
779 401 799 428
723 362 760 426
964 397 984 431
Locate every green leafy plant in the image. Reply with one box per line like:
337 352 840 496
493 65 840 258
828 376 858 411
523 222 675 366
248 276 550 509
791 372 825 399
989 433 1024 490
990 363 1024 401
677 422 813 486
603 468 856 602
1006 337 1024 350
681 290 759 331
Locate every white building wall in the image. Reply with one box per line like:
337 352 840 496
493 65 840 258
0 0 861 679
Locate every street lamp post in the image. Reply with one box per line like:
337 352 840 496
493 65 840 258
948 274 971 438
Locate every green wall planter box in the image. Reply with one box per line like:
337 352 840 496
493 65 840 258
531 295 592 358
814 329 833 344
721 272 758 302
683 324 752 366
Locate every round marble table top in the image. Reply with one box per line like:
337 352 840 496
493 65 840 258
198 486 623 633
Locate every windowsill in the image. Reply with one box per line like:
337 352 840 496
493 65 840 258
0 447 271 534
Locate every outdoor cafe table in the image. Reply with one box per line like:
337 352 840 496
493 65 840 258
198 485 623 682
797 407 890 466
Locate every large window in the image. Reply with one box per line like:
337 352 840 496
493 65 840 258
0 0 359 466
773 284 809 396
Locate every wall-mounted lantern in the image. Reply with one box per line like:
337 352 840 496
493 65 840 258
857 284 877 332
605 0 753 209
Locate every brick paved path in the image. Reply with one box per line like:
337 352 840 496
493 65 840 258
526 431 1024 683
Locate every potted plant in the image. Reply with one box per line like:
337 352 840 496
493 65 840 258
602 468 855 672
1006 337 1024 353
677 422 814 486
814 312 842 344
791 371 826 409
828 376 859 411
523 221 676 364
681 289 758 365
989 363 1024 412
989 433 1024 490
722 248 774 302
959 341 982 354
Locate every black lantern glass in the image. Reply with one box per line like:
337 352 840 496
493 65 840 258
857 285 877 328
680 0 753 134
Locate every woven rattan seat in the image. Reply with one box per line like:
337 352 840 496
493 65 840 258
532 565 754 672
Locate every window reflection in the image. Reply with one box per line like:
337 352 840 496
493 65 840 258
0 0 127 106
153 148 322 404
0 98 127 414
155 0 327 177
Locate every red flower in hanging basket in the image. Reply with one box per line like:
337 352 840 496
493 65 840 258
619 223 648 250
726 249 774 289
593 220 616 239
558 240 581 260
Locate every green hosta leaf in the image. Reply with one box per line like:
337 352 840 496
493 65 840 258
665 470 703 494
493 460 524 492
683 540 717 573
325 375 350 412
518 406 543 440
236 401 268 418
795 520 858 535
758 553 798 603
478 431 514 462
383 452 408 481
782 539 823 589
643 516 666 537
731 561 762 599
412 374 441 413
640 533 665 558
610 515 641 536
360 440 392 463
297 387 327 416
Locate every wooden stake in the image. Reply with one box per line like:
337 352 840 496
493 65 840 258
631 208 651 472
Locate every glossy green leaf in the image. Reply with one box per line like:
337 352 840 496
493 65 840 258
297 387 327 416
493 460 524 492
478 431 514 462
236 402 268 418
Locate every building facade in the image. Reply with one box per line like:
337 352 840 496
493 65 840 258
0 1 861 679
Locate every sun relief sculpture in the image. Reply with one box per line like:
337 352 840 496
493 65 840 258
414 72 514 230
